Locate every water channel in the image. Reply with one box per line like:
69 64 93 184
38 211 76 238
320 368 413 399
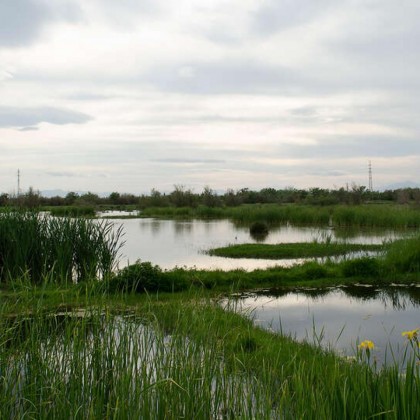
105 216 404 270
102 215 418 367
227 286 420 368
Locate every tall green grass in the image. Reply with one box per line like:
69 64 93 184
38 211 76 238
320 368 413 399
141 203 420 228
0 211 123 284
0 295 418 418
48 205 96 217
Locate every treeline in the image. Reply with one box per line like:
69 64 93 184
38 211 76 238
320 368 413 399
1 184 420 209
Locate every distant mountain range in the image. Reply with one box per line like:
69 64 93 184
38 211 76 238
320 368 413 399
378 181 420 191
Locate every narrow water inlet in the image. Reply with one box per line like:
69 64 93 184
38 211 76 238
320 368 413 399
223 285 420 368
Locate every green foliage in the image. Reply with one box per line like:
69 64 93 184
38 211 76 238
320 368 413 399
1 294 419 419
384 235 420 274
0 210 122 284
49 206 95 217
109 261 186 293
342 257 381 278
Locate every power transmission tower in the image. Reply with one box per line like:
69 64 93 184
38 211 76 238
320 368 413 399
368 161 373 191
17 169 21 197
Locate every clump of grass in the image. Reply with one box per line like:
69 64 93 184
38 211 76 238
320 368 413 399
0 210 123 284
384 235 420 275
49 206 96 217
341 257 382 278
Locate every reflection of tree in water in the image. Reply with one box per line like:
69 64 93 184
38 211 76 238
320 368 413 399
137 220 163 235
250 230 269 242
173 221 193 237
150 220 163 235
343 286 420 310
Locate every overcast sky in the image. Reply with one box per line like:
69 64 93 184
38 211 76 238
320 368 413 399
1 0 419 195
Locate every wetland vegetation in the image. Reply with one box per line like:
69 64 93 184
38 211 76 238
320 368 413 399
0 202 419 418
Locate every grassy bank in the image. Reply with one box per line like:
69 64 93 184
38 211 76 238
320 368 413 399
209 242 383 259
140 203 420 228
105 235 420 294
0 291 418 419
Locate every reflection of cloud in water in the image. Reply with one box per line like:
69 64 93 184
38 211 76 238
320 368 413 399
228 287 420 367
111 218 410 271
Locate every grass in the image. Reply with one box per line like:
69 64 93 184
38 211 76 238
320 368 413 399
0 211 419 417
0 290 419 419
140 203 420 229
47 205 96 217
208 242 383 259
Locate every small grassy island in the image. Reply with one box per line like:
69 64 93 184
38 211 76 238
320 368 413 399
209 242 384 259
1 206 419 419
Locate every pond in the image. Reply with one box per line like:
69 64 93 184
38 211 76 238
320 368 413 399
107 217 405 270
226 286 420 368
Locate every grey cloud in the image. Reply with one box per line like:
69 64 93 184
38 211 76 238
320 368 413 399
46 171 80 178
152 158 225 164
0 106 92 128
253 0 335 35
147 61 304 95
273 136 420 160
17 126 39 132
66 92 114 101
0 0 82 47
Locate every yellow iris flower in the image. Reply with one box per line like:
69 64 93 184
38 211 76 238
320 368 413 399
358 340 375 350
402 329 419 341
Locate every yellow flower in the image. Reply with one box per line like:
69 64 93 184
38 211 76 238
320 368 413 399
358 340 375 350
402 329 419 341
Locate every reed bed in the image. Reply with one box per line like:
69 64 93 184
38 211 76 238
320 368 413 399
141 203 420 228
0 295 418 419
0 210 123 284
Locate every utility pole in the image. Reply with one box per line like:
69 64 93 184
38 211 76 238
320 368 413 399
368 161 373 191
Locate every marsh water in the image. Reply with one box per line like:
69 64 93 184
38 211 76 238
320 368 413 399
227 286 420 367
101 216 418 366
106 217 405 270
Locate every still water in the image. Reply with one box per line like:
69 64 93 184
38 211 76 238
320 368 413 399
227 286 420 367
108 217 403 270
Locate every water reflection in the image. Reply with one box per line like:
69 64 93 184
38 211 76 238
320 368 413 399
106 217 410 270
226 286 420 367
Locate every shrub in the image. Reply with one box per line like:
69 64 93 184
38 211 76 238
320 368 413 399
110 261 180 293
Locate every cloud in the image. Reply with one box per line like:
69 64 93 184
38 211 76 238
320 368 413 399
0 106 92 128
146 60 304 95
253 0 335 35
17 126 39 132
152 158 225 164
0 0 82 47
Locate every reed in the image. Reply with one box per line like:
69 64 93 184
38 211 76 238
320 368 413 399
48 205 96 217
0 210 123 284
141 203 420 229
0 293 418 419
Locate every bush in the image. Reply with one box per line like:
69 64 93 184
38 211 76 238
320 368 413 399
110 261 177 293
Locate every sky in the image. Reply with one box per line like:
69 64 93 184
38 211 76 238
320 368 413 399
1 0 419 195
